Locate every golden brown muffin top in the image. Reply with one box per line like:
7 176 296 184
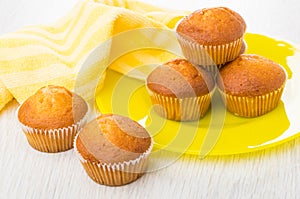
217 54 287 96
76 114 152 164
18 85 88 129
176 7 246 45
147 58 215 98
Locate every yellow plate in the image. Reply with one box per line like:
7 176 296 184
96 33 300 156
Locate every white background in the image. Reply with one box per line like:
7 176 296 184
0 0 300 199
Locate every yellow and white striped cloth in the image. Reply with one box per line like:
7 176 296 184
0 0 188 110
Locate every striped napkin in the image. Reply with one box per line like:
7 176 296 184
0 0 188 110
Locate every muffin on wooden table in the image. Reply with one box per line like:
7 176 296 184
17 85 88 153
176 7 246 72
146 58 215 121
74 114 153 186
217 54 287 117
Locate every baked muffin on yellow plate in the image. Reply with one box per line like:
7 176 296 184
17 85 88 153
74 114 153 186
217 54 287 117
146 58 215 121
176 7 246 71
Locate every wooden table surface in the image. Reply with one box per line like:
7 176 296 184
1 0 300 198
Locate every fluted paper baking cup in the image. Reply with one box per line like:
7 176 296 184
74 132 153 186
177 34 244 67
148 87 215 121
219 85 285 117
17 106 88 153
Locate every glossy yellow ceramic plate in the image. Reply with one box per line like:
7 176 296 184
95 33 300 156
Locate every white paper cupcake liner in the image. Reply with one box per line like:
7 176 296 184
147 87 215 121
74 131 153 186
219 84 285 117
177 33 244 67
17 106 89 153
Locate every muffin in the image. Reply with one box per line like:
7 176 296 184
74 114 153 186
17 85 88 153
239 41 247 55
176 7 246 70
146 58 215 121
217 54 287 117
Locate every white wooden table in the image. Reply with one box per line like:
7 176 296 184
1 0 300 198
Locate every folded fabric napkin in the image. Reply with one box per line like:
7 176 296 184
0 0 188 110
